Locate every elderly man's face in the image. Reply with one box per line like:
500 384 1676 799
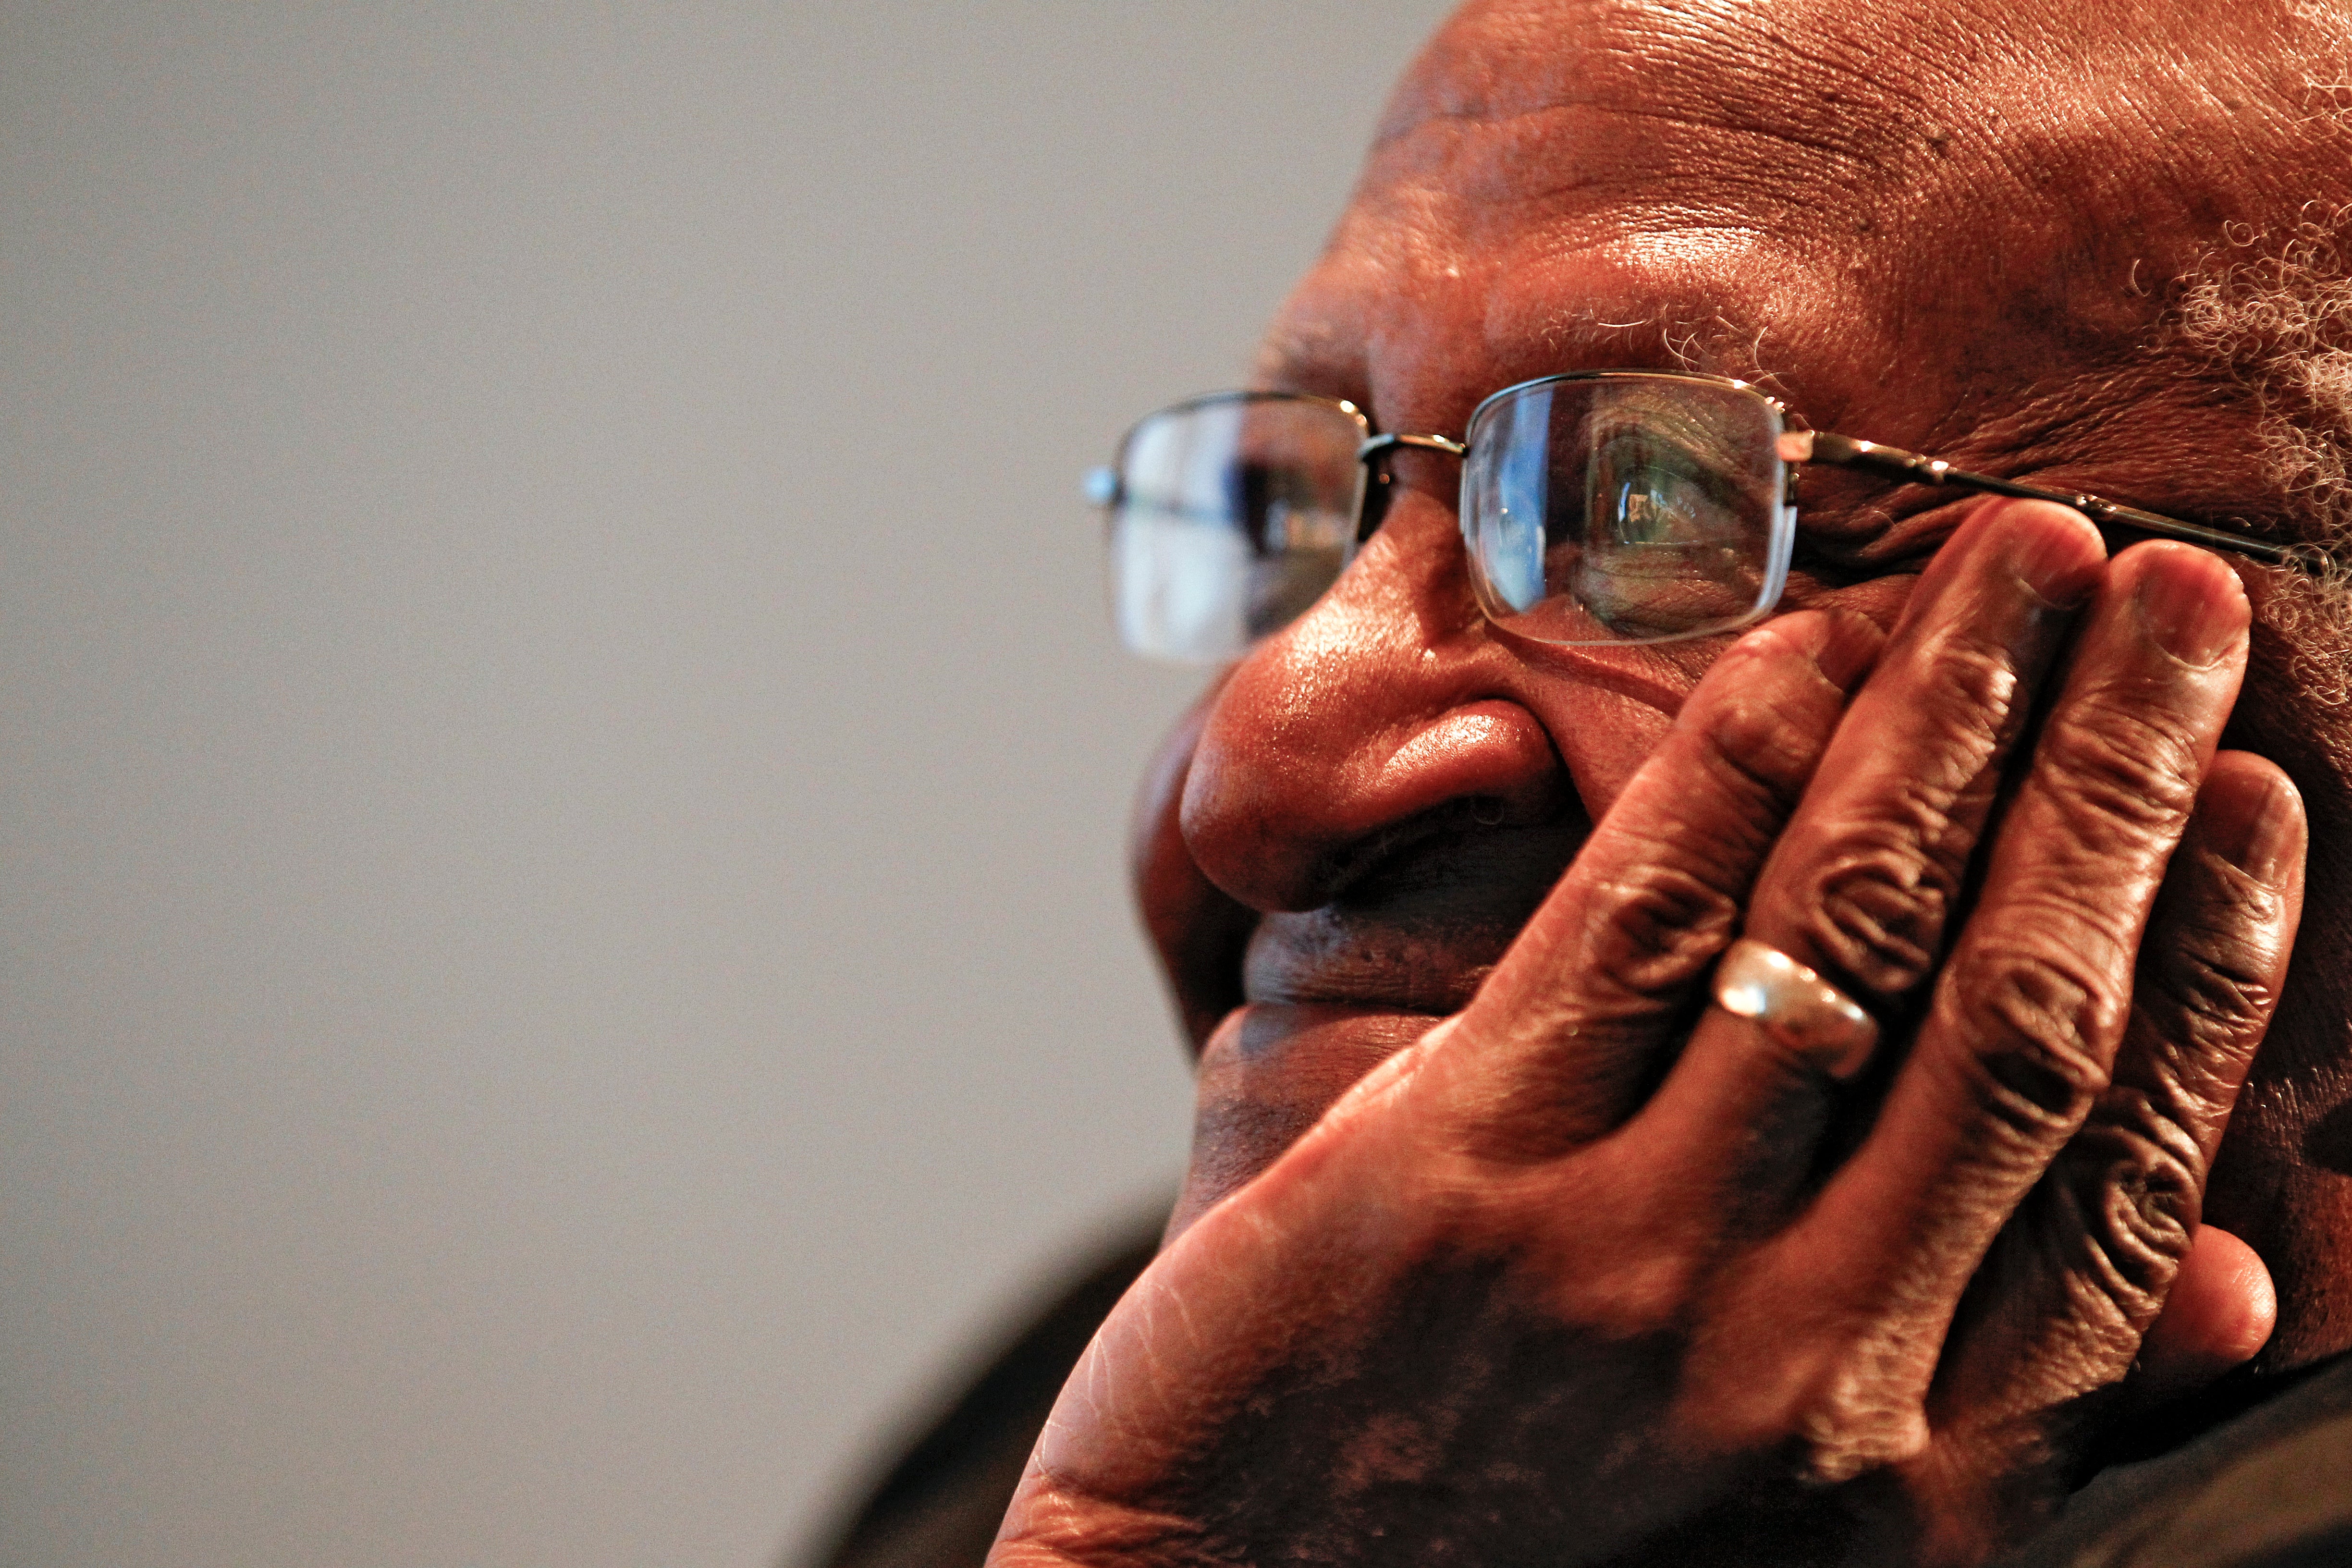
1139 0 2334 1234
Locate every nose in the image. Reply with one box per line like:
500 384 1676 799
1179 486 1573 913
1131 672 1260 1054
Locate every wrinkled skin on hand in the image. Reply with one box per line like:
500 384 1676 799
996 0 2348 1562
1004 515 2302 1567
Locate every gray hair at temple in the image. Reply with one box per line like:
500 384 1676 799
2177 210 2352 718
2182 214 2352 561
2160 5 2352 724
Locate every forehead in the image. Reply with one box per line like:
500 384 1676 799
1264 0 2292 439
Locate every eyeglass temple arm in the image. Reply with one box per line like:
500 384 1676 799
1780 429 2314 570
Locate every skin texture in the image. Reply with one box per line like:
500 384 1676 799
999 1 2352 1562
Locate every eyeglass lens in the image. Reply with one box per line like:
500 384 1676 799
1107 394 1364 662
1101 375 1793 659
1460 376 1790 646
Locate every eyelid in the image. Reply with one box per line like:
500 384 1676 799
1586 405 1747 475
1589 427 1747 514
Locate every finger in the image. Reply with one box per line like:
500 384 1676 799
1431 607 1882 1158
2133 1225 2276 1404
2097 754 2304 1167
1619 501 2103 1218
1800 541 2253 1388
1741 497 2107 1004
1948 752 2303 1420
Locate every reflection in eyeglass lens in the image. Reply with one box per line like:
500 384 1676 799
1464 378 1782 645
1110 396 1360 662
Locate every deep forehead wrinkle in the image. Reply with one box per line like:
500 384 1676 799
1363 0 2305 256
1372 0 1942 169
1369 104 1885 246
1254 0 2346 446
1380 0 2311 180
1377 61 1894 182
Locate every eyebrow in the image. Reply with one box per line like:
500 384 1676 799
1258 297 1792 434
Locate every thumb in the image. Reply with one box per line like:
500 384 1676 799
2132 1224 2276 1404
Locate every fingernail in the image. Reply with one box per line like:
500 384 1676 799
1809 610 1884 693
2135 554 2248 667
2213 776 2303 884
2011 510 2104 609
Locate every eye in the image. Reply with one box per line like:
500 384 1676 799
1591 432 1735 546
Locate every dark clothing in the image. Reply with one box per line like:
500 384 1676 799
1995 1354 2352 1568
811 1221 2352 1568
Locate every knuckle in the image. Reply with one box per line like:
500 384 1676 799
1788 1360 1930 1484
2131 849 2290 1091
2147 866 2286 1034
2035 706 2205 849
1586 860 1746 1001
2049 1092 2205 1314
2152 940 2277 1049
1695 684 1835 819
1787 824 1957 995
1938 941 2122 1141
1684 1329 1928 1482
1750 634 2052 1001
1922 630 2028 729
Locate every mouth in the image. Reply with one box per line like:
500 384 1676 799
1167 816 1591 1234
1239 816 1589 1020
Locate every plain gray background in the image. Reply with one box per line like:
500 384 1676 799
1 3 1456 1566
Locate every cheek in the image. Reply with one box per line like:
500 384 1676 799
1513 579 1916 826
1815 575 1920 637
1780 565 1922 639
1514 660 1692 825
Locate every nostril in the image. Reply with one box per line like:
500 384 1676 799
1182 694 1571 914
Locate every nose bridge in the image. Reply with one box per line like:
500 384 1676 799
1355 432 1458 550
1178 488 1568 914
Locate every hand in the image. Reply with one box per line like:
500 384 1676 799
992 502 2307 1568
